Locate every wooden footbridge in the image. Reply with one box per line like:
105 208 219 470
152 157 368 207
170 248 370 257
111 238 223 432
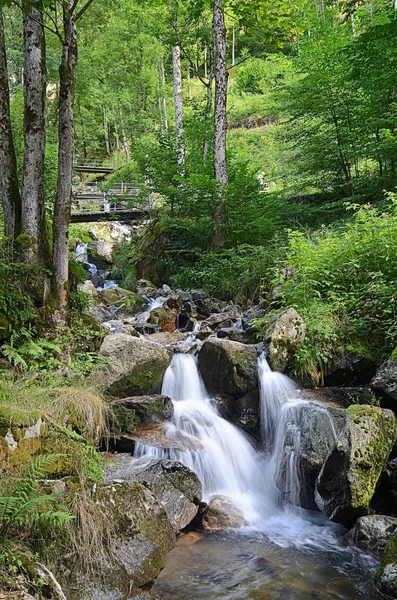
71 160 150 223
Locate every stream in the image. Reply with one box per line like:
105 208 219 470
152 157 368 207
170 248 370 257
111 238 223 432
131 352 383 599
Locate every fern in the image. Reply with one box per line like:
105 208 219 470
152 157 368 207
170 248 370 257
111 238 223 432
0 454 74 547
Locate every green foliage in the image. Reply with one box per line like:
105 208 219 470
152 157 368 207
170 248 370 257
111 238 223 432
275 196 397 382
0 454 73 548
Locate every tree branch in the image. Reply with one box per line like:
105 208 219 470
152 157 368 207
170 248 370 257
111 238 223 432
180 45 210 88
75 0 95 21
10 0 58 36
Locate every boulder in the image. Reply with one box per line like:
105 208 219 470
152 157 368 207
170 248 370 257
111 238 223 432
198 339 260 435
198 338 258 398
315 405 397 527
304 387 379 408
109 395 174 436
216 327 244 343
78 280 98 298
90 239 114 267
150 306 177 332
324 348 377 386
347 515 397 555
107 458 202 532
98 286 146 315
201 495 245 530
376 531 397 598
265 308 306 373
102 320 139 336
0 404 103 480
274 403 346 510
63 480 176 600
371 359 397 400
98 334 171 396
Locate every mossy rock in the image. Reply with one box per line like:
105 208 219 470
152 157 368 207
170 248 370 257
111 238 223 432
61 480 175 600
109 395 174 436
315 405 397 527
98 334 171 396
0 403 103 481
376 530 397 596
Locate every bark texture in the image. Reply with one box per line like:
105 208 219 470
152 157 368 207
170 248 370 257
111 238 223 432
22 5 50 267
212 0 228 249
52 10 78 308
172 44 185 174
0 8 21 237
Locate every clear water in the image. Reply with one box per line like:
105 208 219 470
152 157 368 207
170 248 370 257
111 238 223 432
133 353 382 599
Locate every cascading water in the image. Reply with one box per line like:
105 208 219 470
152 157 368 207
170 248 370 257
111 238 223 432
135 353 273 524
132 349 380 599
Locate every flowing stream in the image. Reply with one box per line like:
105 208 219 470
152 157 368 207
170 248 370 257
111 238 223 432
133 353 381 599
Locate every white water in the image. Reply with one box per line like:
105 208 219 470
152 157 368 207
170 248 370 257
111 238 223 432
134 352 347 548
146 296 166 311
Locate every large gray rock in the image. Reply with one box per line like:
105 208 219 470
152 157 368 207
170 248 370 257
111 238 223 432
265 308 306 373
98 334 171 396
63 480 176 600
124 458 202 532
371 359 397 400
315 405 397 527
198 338 258 398
347 515 397 555
274 402 346 510
201 495 245 530
98 286 146 315
198 339 259 435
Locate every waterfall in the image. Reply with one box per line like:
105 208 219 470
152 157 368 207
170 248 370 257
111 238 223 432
135 353 273 524
134 350 340 536
259 354 338 508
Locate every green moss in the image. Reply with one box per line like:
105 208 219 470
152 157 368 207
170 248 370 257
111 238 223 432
379 531 397 576
347 404 380 418
391 347 397 360
0 404 44 437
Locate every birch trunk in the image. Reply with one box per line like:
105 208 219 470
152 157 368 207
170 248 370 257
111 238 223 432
52 9 77 308
203 42 214 166
22 5 50 268
172 44 185 174
212 0 228 249
0 8 21 237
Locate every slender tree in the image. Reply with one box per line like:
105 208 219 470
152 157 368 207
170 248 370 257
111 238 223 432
211 0 228 249
52 0 95 310
21 1 51 269
0 6 21 237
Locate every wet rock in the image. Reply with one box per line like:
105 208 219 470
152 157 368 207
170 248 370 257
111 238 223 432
324 348 377 386
265 308 306 373
376 530 397 597
347 515 397 555
216 327 245 342
371 359 397 400
198 339 257 398
198 338 260 435
117 458 202 532
275 403 346 510
315 405 397 527
110 395 174 437
102 320 139 336
121 422 202 452
201 495 245 530
78 279 98 298
63 480 176 600
98 334 171 396
136 278 158 297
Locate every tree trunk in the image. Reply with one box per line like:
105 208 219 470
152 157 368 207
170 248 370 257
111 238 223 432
0 7 21 237
22 5 51 269
211 0 228 250
52 10 77 309
172 44 185 174
119 105 130 162
203 42 214 166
